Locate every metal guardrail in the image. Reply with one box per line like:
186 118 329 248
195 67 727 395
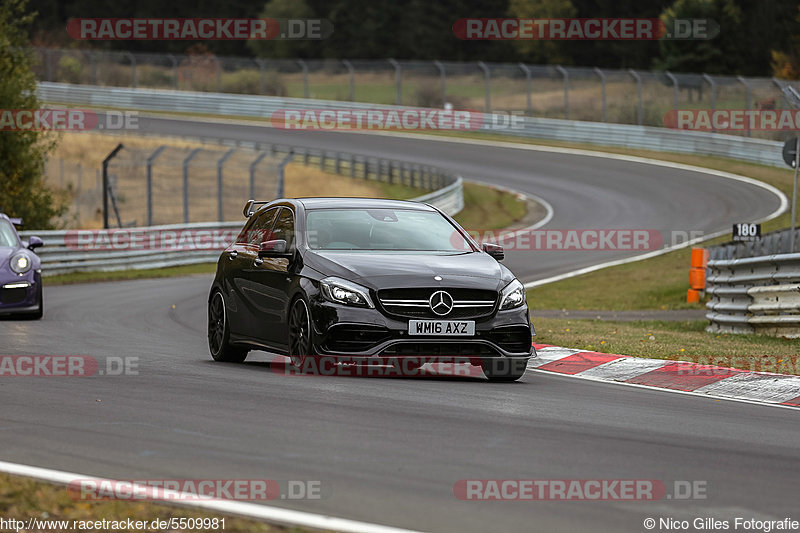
706 253 800 337
708 227 800 261
19 178 463 276
38 82 787 168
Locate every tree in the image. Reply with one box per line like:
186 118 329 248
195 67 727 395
0 0 65 228
508 0 577 65
247 0 318 59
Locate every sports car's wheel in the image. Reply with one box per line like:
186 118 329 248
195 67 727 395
288 297 316 370
208 290 247 362
29 273 43 320
482 358 527 382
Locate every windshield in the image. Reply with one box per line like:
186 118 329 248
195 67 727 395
306 208 473 251
0 220 19 247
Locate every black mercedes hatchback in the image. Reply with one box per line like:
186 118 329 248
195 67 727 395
208 198 535 381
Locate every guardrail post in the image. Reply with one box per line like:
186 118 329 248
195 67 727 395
388 59 402 105
342 60 355 101
255 58 266 95
87 50 97 84
146 145 167 226
297 60 309 98
276 151 293 198
123 51 137 88
217 149 235 221
519 63 532 115
389 161 396 184
703 73 716 132
629 69 643 125
665 71 679 112
737 76 751 137
555 65 568 119
594 67 606 122
434 60 446 107
45 48 54 81
477 61 491 112
350 154 355 177
792 137 799 253
182 148 202 224
249 152 268 201
167 54 178 89
102 144 124 229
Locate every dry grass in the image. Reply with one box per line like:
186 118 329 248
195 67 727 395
48 132 403 229
283 163 386 198
0 472 300 533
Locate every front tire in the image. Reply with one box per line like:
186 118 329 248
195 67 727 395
482 358 527 382
288 297 316 371
31 273 43 320
208 290 248 362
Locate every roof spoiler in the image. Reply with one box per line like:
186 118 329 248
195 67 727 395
242 199 271 218
9 217 22 228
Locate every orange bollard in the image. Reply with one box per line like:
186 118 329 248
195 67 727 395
690 247 709 268
689 267 706 290
686 289 700 303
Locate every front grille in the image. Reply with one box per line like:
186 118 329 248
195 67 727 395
377 288 497 320
0 287 27 304
380 342 500 357
323 324 392 353
486 326 532 354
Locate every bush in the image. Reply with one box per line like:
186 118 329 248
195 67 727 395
221 69 286 96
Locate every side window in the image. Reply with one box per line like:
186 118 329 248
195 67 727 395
237 208 278 246
270 208 295 248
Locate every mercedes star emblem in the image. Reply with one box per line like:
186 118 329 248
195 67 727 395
429 290 454 316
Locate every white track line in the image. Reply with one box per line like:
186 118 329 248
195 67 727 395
0 461 424 533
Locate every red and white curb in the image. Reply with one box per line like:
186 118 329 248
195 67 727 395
530 344 800 409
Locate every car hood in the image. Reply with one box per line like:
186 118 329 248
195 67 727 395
304 250 514 291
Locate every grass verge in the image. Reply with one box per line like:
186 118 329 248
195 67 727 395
0 472 302 533
533 317 800 375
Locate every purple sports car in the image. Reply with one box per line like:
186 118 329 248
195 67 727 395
0 214 43 319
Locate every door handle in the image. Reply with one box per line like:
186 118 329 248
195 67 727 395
228 250 238 260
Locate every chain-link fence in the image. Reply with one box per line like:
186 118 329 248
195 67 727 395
43 157 102 228
43 136 458 230
29 47 796 140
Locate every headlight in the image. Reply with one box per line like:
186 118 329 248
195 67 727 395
500 278 526 310
319 277 374 308
10 253 32 274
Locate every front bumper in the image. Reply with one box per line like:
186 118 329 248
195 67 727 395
308 297 536 361
0 271 39 315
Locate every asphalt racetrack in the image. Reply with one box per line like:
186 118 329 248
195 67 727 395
1 119 796 533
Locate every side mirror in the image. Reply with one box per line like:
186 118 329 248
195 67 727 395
482 242 504 261
27 236 43 251
258 239 291 258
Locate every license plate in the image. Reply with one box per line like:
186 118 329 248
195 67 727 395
408 320 475 336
